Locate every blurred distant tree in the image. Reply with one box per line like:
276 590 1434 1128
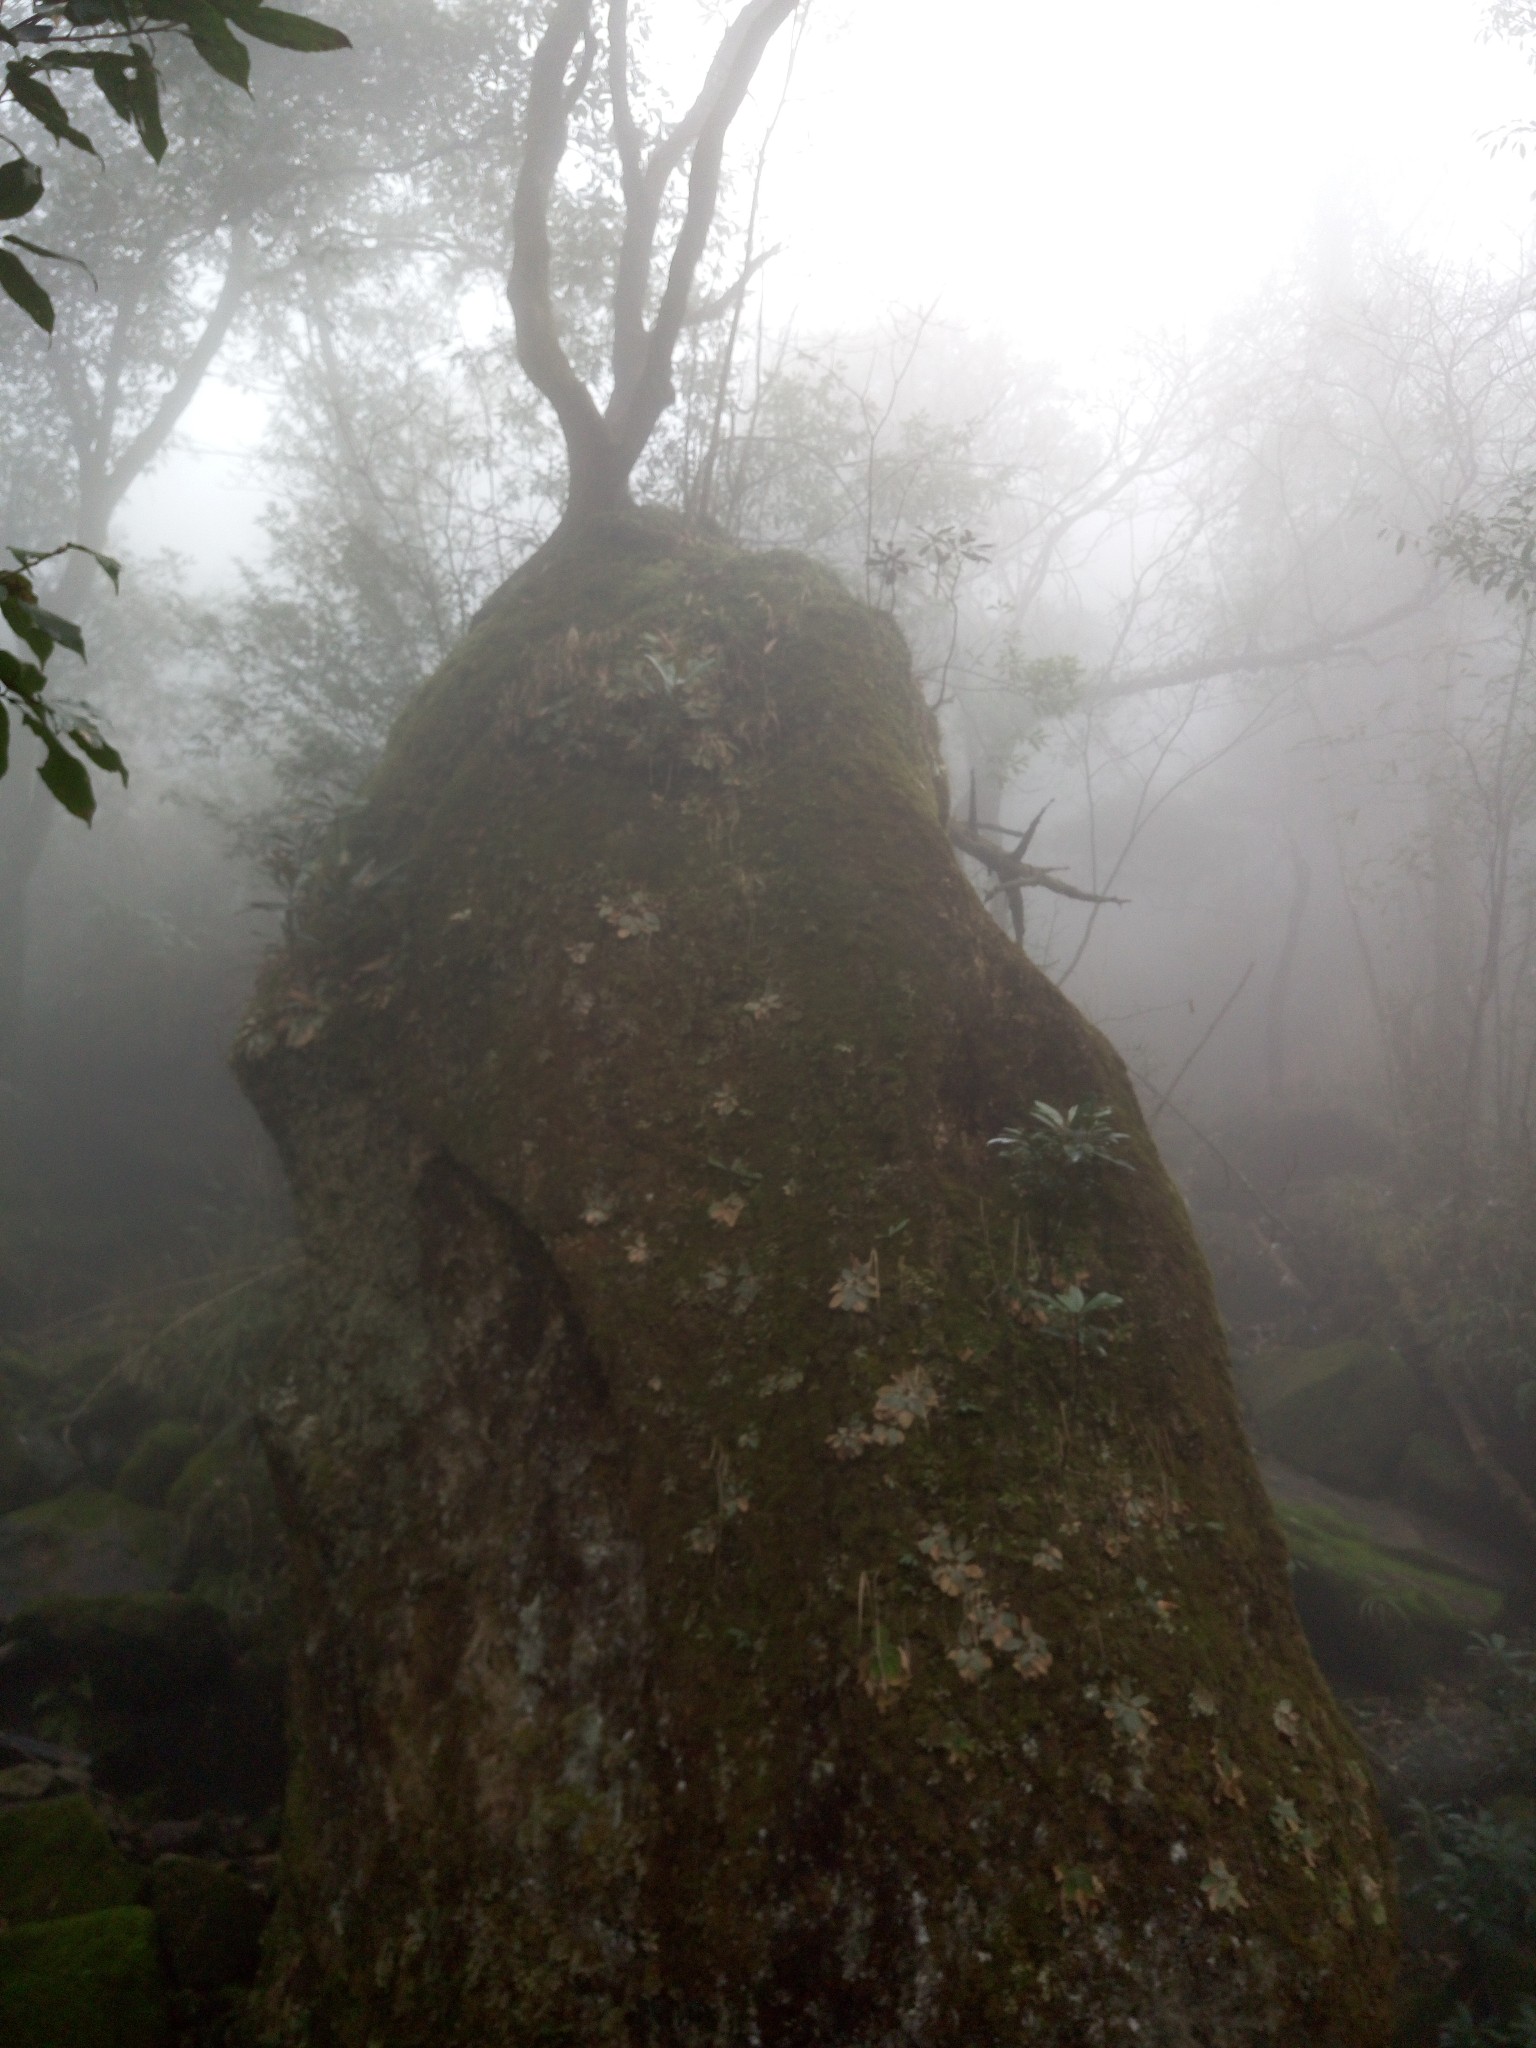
0 0 348 821
0 0 529 1081
508 0 799 528
193 0 806 910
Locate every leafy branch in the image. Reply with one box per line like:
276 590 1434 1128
0 0 349 332
0 0 347 817
0 543 124 819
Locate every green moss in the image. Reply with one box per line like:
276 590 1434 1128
1 1482 177 1551
3 1594 231 1713
0 1906 167 2047
235 519 1398 2046
167 1426 285 1622
1280 1501 1502 1690
0 1796 141 1921
1279 1502 1501 1629
149 1854 266 1992
1244 1339 1421 1495
115 1421 202 1510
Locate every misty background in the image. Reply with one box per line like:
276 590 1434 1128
12 5 1536 2036
3 0 1533 1323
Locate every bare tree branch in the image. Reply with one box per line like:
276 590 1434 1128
508 0 608 492
1091 583 1440 703
510 0 798 527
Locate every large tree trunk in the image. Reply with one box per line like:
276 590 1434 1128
237 514 1396 2047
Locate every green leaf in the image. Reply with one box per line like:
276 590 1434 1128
0 646 48 699
219 0 350 51
36 734 95 820
5 64 99 154
0 245 52 330
61 1 135 27
0 156 43 220
153 0 251 86
122 49 166 160
1 591 55 661
217 0 350 46
83 48 135 121
10 542 121 591
4 235 97 290
69 722 125 780
82 545 121 591
29 605 85 658
190 26 250 89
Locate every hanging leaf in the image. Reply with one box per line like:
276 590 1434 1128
5 63 98 151
0 244 51 329
35 733 95 820
218 0 352 52
0 156 43 220
68 723 125 780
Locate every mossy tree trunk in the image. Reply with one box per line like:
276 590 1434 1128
236 517 1397 2046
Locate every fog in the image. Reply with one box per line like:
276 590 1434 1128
7 2 1536 2035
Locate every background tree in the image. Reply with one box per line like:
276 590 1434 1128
0 0 349 818
508 0 799 527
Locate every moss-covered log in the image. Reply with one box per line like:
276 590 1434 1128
235 515 1397 2045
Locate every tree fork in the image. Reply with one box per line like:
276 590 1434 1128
509 0 798 530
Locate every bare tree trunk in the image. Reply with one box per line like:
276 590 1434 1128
508 0 797 532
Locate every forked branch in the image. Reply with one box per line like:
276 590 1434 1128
510 0 799 527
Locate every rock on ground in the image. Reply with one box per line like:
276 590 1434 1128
236 516 1399 2046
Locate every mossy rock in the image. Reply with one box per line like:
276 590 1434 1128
2 1594 231 1714
1 1593 280 1818
1398 1430 1485 1524
167 1425 285 1619
0 1795 141 1921
1242 1339 1422 1496
115 1422 202 1511
235 518 1397 2045
68 1377 163 1489
0 1487 178 1618
149 1854 266 1992
1279 1502 1503 1691
0 1905 167 2047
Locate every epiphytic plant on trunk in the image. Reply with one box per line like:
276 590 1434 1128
509 0 798 531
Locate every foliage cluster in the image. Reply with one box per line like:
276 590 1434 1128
0 0 347 820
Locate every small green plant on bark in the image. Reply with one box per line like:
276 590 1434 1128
989 1099 1133 1191
1025 1282 1124 1362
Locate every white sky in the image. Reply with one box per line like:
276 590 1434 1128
129 0 1536 568
763 0 1536 353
